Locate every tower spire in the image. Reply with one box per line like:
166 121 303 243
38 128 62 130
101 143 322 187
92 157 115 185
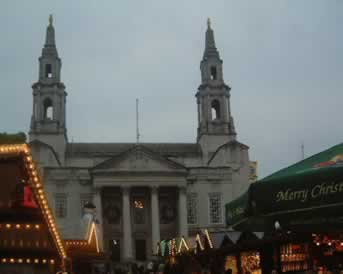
204 18 219 59
45 14 56 48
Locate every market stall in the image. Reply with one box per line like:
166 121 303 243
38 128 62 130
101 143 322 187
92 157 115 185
158 230 216 274
0 143 68 273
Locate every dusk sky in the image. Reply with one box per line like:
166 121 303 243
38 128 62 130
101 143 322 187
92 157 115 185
1 1 342 177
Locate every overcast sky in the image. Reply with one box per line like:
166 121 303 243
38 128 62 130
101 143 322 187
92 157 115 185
1 1 342 177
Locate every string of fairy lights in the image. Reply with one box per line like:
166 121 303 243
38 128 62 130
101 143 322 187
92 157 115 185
0 144 67 263
158 229 214 256
312 233 343 248
65 222 100 253
0 258 55 265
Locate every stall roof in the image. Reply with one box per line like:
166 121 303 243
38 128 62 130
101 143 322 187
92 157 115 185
260 142 343 182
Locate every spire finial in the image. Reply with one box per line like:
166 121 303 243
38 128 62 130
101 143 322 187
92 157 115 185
49 14 53 26
207 18 211 29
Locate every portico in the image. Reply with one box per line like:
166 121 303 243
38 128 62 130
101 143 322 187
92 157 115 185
91 145 188 261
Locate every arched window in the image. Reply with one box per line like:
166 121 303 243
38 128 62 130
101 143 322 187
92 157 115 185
43 98 53 120
211 100 220 120
45 64 52 78
210 66 217 80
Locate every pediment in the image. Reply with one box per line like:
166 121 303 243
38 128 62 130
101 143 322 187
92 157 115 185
92 145 187 173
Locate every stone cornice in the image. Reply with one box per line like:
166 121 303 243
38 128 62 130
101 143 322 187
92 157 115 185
32 82 66 89
91 170 188 177
197 83 230 92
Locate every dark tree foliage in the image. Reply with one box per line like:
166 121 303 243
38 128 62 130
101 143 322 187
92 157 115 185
0 132 27 144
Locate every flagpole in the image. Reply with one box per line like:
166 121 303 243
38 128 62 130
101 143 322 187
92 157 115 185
136 98 140 144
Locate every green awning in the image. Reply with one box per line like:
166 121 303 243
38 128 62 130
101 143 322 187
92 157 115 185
225 143 343 231
225 191 250 226
252 142 343 216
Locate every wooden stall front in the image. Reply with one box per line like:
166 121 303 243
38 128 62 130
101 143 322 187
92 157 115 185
0 144 68 274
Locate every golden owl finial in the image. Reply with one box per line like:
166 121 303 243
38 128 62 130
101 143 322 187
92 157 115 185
207 18 211 29
49 14 53 26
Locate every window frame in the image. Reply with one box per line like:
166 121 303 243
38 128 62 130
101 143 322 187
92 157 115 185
187 192 198 225
54 194 67 219
208 192 223 225
133 196 146 225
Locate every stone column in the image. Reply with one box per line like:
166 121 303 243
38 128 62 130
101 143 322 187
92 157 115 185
197 98 201 124
122 186 133 261
151 186 160 254
178 186 188 238
93 187 104 251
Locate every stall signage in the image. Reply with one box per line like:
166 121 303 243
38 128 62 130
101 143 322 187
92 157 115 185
276 181 343 203
226 206 244 220
252 167 343 216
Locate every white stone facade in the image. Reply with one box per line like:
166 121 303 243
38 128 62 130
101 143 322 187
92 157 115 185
28 18 252 262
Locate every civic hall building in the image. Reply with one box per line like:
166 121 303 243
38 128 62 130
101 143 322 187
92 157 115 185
28 17 253 262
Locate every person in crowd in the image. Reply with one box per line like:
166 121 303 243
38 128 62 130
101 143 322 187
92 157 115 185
225 269 233 274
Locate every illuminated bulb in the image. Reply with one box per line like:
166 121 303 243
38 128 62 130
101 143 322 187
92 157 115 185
34 259 39 264
42 259 47 264
16 224 20 229
328 242 332 246
10 258 14 263
50 259 55 264
6 224 11 229
18 259 23 263
316 242 320 246
35 224 40 229
38 189 43 194
26 259 31 263
2 258 6 263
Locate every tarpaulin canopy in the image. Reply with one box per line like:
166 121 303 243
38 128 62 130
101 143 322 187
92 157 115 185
226 143 343 231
